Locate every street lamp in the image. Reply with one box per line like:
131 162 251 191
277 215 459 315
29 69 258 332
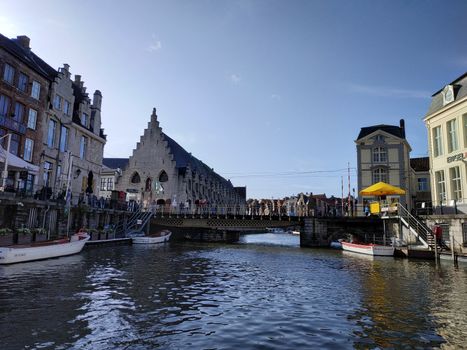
0 133 12 192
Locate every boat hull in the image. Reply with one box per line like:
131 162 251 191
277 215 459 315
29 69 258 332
341 242 394 256
0 234 90 264
132 232 172 244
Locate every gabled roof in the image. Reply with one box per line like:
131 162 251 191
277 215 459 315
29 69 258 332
0 34 56 80
103 158 129 170
357 124 405 140
162 133 232 187
426 72 467 116
410 157 429 172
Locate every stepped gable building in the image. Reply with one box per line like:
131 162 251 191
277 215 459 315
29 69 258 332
115 108 245 210
424 72 467 213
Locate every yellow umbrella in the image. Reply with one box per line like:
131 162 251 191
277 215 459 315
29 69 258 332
360 182 406 196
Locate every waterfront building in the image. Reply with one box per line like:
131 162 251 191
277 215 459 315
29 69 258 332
356 120 413 209
409 157 431 213
0 34 55 193
99 158 127 199
112 108 246 211
424 72 467 214
42 65 106 202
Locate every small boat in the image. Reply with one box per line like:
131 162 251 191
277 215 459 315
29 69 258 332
266 227 285 233
0 232 90 265
341 241 394 256
132 230 172 244
330 241 343 249
287 230 300 235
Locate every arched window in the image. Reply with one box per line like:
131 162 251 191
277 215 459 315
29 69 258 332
373 147 387 163
373 168 387 183
145 177 152 191
159 170 168 182
130 172 141 184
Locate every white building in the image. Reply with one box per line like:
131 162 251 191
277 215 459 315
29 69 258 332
424 72 467 213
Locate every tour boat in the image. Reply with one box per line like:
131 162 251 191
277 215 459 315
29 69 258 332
341 241 394 256
132 230 172 244
0 232 90 265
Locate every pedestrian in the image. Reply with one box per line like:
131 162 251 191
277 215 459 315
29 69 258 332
433 223 443 247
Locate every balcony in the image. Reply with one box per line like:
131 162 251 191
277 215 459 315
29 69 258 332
0 115 27 134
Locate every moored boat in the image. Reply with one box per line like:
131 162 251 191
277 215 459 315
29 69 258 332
0 232 90 265
132 230 172 244
341 241 394 256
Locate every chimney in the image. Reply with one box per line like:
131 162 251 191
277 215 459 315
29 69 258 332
92 90 102 110
74 75 81 84
399 119 405 138
15 35 30 49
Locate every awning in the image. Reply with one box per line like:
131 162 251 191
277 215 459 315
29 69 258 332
360 182 406 196
0 145 39 175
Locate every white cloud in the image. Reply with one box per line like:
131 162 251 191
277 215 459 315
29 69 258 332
347 83 430 99
146 34 162 52
230 74 241 84
270 94 281 100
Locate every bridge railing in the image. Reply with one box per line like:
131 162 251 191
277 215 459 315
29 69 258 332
142 204 366 219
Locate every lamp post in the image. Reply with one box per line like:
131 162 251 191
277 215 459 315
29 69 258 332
0 133 12 192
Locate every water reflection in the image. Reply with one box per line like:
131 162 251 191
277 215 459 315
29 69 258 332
0 234 466 349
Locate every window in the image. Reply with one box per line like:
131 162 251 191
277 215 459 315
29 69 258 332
13 102 24 122
9 133 20 156
417 178 428 191
31 81 41 99
447 119 458 153
64 100 71 115
131 172 141 184
79 136 87 159
435 170 446 204
450 166 462 201
47 119 57 147
27 108 37 129
373 168 387 183
100 178 106 191
53 94 62 110
106 178 114 191
81 113 88 127
373 147 387 163
0 94 10 116
159 170 168 182
43 162 52 186
145 178 152 191
18 73 28 92
59 126 68 152
3 63 15 84
433 126 443 157
23 138 33 162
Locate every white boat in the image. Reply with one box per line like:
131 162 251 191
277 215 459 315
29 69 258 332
287 230 300 235
132 230 172 244
0 232 90 265
341 241 394 256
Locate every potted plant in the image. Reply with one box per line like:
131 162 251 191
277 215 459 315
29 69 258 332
0 228 14 246
32 228 47 242
16 227 32 244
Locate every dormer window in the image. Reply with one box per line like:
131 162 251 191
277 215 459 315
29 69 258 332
442 85 455 106
81 112 88 127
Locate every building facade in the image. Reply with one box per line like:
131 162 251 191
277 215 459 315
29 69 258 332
0 33 106 203
112 108 245 211
424 73 467 213
0 34 55 194
356 120 412 209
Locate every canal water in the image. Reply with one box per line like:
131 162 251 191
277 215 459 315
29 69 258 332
1 233 467 349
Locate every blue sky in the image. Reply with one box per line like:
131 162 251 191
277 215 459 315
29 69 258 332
3 0 467 199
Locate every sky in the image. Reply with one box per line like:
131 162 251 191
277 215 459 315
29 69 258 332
2 0 467 199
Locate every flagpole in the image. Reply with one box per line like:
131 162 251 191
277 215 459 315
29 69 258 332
1 133 11 191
